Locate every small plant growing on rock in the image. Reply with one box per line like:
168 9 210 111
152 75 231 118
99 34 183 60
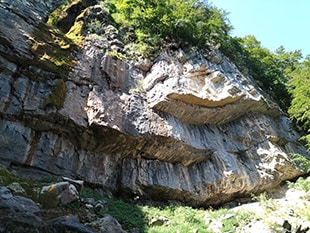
290 153 310 172
44 79 67 110
288 177 310 192
106 50 125 60
87 19 105 35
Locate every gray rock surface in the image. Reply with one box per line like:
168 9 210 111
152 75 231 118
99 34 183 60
47 215 96 233
0 0 309 207
0 186 48 232
0 186 98 233
86 215 127 233
40 181 80 208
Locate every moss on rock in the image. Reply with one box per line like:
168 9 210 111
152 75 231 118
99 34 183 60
0 165 17 186
0 165 42 202
44 79 67 110
30 23 76 77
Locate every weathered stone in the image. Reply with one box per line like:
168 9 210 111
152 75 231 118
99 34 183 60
0 0 309 208
0 186 47 232
47 215 95 233
62 177 84 193
239 221 273 233
40 182 79 208
146 54 279 125
0 120 31 164
86 215 127 233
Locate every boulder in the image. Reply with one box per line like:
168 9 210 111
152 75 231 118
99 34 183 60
47 215 95 233
0 186 48 232
86 215 127 233
40 182 79 208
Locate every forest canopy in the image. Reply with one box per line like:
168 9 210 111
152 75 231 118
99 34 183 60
106 0 231 54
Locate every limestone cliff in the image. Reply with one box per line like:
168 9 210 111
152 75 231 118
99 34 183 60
0 0 309 207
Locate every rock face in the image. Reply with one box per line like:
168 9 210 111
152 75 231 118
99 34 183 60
0 186 97 233
0 0 309 207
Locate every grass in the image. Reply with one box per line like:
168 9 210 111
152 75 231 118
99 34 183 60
47 0 71 27
2 164 309 232
0 166 256 232
0 165 43 202
80 187 254 233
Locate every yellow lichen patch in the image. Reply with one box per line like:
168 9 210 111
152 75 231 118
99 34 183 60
39 185 60 208
65 19 85 47
30 23 76 76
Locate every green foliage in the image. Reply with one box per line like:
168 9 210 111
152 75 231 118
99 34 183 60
105 0 232 56
80 188 254 232
87 19 105 34
106 50 126 60
288 177 310 192
47 0 71 26
44 79 67 110
80 188 145 230
222 35 302 111
106 199 145 230
239 36 301 111
208 208 252 232
288 56 310 148
290 153 310 172
0 165 17 186
31 22 76 76
142 205 207 233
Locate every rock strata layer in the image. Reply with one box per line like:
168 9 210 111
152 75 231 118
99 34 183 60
0 0 309 207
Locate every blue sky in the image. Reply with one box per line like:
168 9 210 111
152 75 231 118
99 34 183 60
210 0 310 57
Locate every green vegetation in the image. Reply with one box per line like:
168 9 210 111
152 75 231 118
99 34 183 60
290 153 310 172
31 23 76 76
222 36 302 111
106 50 126 60
47 0 86 47
80 187 253 232
1 165 310 232
0 165 42 202
101 0 308 118
288 177 310 192
47 0 71 26
80 188 146 230
44 79 67 110
288 56 310 148
44 0 310 145
65 18 85 47
105 0 231 56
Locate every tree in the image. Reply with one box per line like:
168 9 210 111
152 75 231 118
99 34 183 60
227 35 302 111
105 0 232 55
288 56 310 148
